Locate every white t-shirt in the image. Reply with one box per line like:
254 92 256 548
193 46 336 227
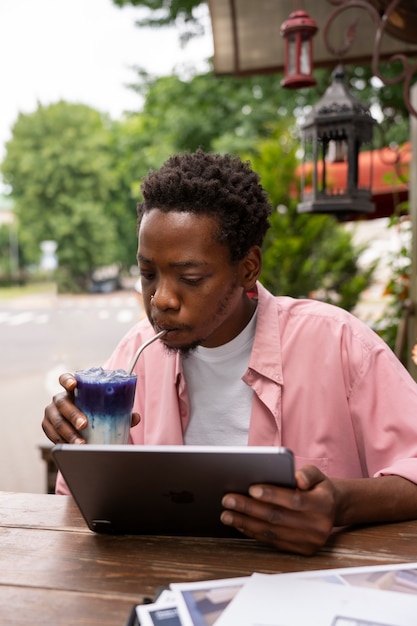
182 310 257 445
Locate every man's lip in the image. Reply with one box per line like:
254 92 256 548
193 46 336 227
154 324 178 335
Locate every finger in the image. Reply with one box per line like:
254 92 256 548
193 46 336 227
220 508 320 555
223 492 302 525
42 418 86 445
295 465 327 490
58 372 77 392
131 412 141 427
43 390 88 444
223 485 334 530
53 392 87 431
224 484 302 511
248 478 335 521
221 493 332 555
42 403 86 445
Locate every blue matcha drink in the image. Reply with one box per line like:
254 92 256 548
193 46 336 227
74 367 137 444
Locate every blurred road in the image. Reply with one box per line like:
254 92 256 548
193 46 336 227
0 290 144 493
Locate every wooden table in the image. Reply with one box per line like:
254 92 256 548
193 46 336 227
2 491 417 625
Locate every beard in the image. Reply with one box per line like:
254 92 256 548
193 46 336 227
163 341 201 358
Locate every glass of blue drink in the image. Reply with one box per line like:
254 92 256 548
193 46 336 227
74 367 137 444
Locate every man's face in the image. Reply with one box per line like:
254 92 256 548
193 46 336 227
138 209 253 354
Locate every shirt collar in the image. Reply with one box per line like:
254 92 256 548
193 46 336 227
248 281 284 385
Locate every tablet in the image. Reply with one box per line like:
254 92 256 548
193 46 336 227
52 444 296 537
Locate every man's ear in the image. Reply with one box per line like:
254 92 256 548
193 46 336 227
240 246 262 290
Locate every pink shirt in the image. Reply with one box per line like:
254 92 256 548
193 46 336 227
56 282 417 494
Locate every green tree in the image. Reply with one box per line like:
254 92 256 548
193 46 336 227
112 0 202 22
1 102 130 292
113 0 411 145
129 68 312 153
121 59 377 309
122 69 376 310
112 0 207 44
0 35 382 303
0 224 11 280
374 209 411 359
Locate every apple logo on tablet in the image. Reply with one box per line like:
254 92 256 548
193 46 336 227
167 490 195 504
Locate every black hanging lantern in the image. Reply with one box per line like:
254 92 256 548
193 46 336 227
298 64 376 219
280 9 318 89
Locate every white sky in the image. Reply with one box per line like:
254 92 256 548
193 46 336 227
0 0 213 162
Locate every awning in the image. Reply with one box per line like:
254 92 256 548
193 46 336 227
207 0 417 77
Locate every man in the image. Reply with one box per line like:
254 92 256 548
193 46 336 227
43 149 417 555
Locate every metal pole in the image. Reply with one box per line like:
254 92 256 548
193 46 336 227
407 84 417 379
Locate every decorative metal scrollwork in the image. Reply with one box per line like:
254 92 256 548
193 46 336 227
323 0 417 117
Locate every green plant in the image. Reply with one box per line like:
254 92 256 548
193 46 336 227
375 207 411 359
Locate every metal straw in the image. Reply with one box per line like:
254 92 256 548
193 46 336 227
127 330 167 374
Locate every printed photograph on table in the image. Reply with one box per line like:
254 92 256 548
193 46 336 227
132 589 180 626
295 564 417 595
137 604 180 626
170 577 249 626
330 568 417 594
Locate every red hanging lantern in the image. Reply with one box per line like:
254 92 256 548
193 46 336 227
280 9 318 89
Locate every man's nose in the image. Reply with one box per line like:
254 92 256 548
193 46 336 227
152 284 180 310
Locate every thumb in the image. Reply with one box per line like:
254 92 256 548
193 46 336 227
295 465 326 491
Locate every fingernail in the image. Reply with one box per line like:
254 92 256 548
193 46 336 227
221 512 233 525
222 495 236 508
249 485 263 498
75 418 86 430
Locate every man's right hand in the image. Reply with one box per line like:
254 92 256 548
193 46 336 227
42 373 88 444
42 372 141 444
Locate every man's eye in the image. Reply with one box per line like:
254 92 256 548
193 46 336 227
140 272 155 282
182 277 203 285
